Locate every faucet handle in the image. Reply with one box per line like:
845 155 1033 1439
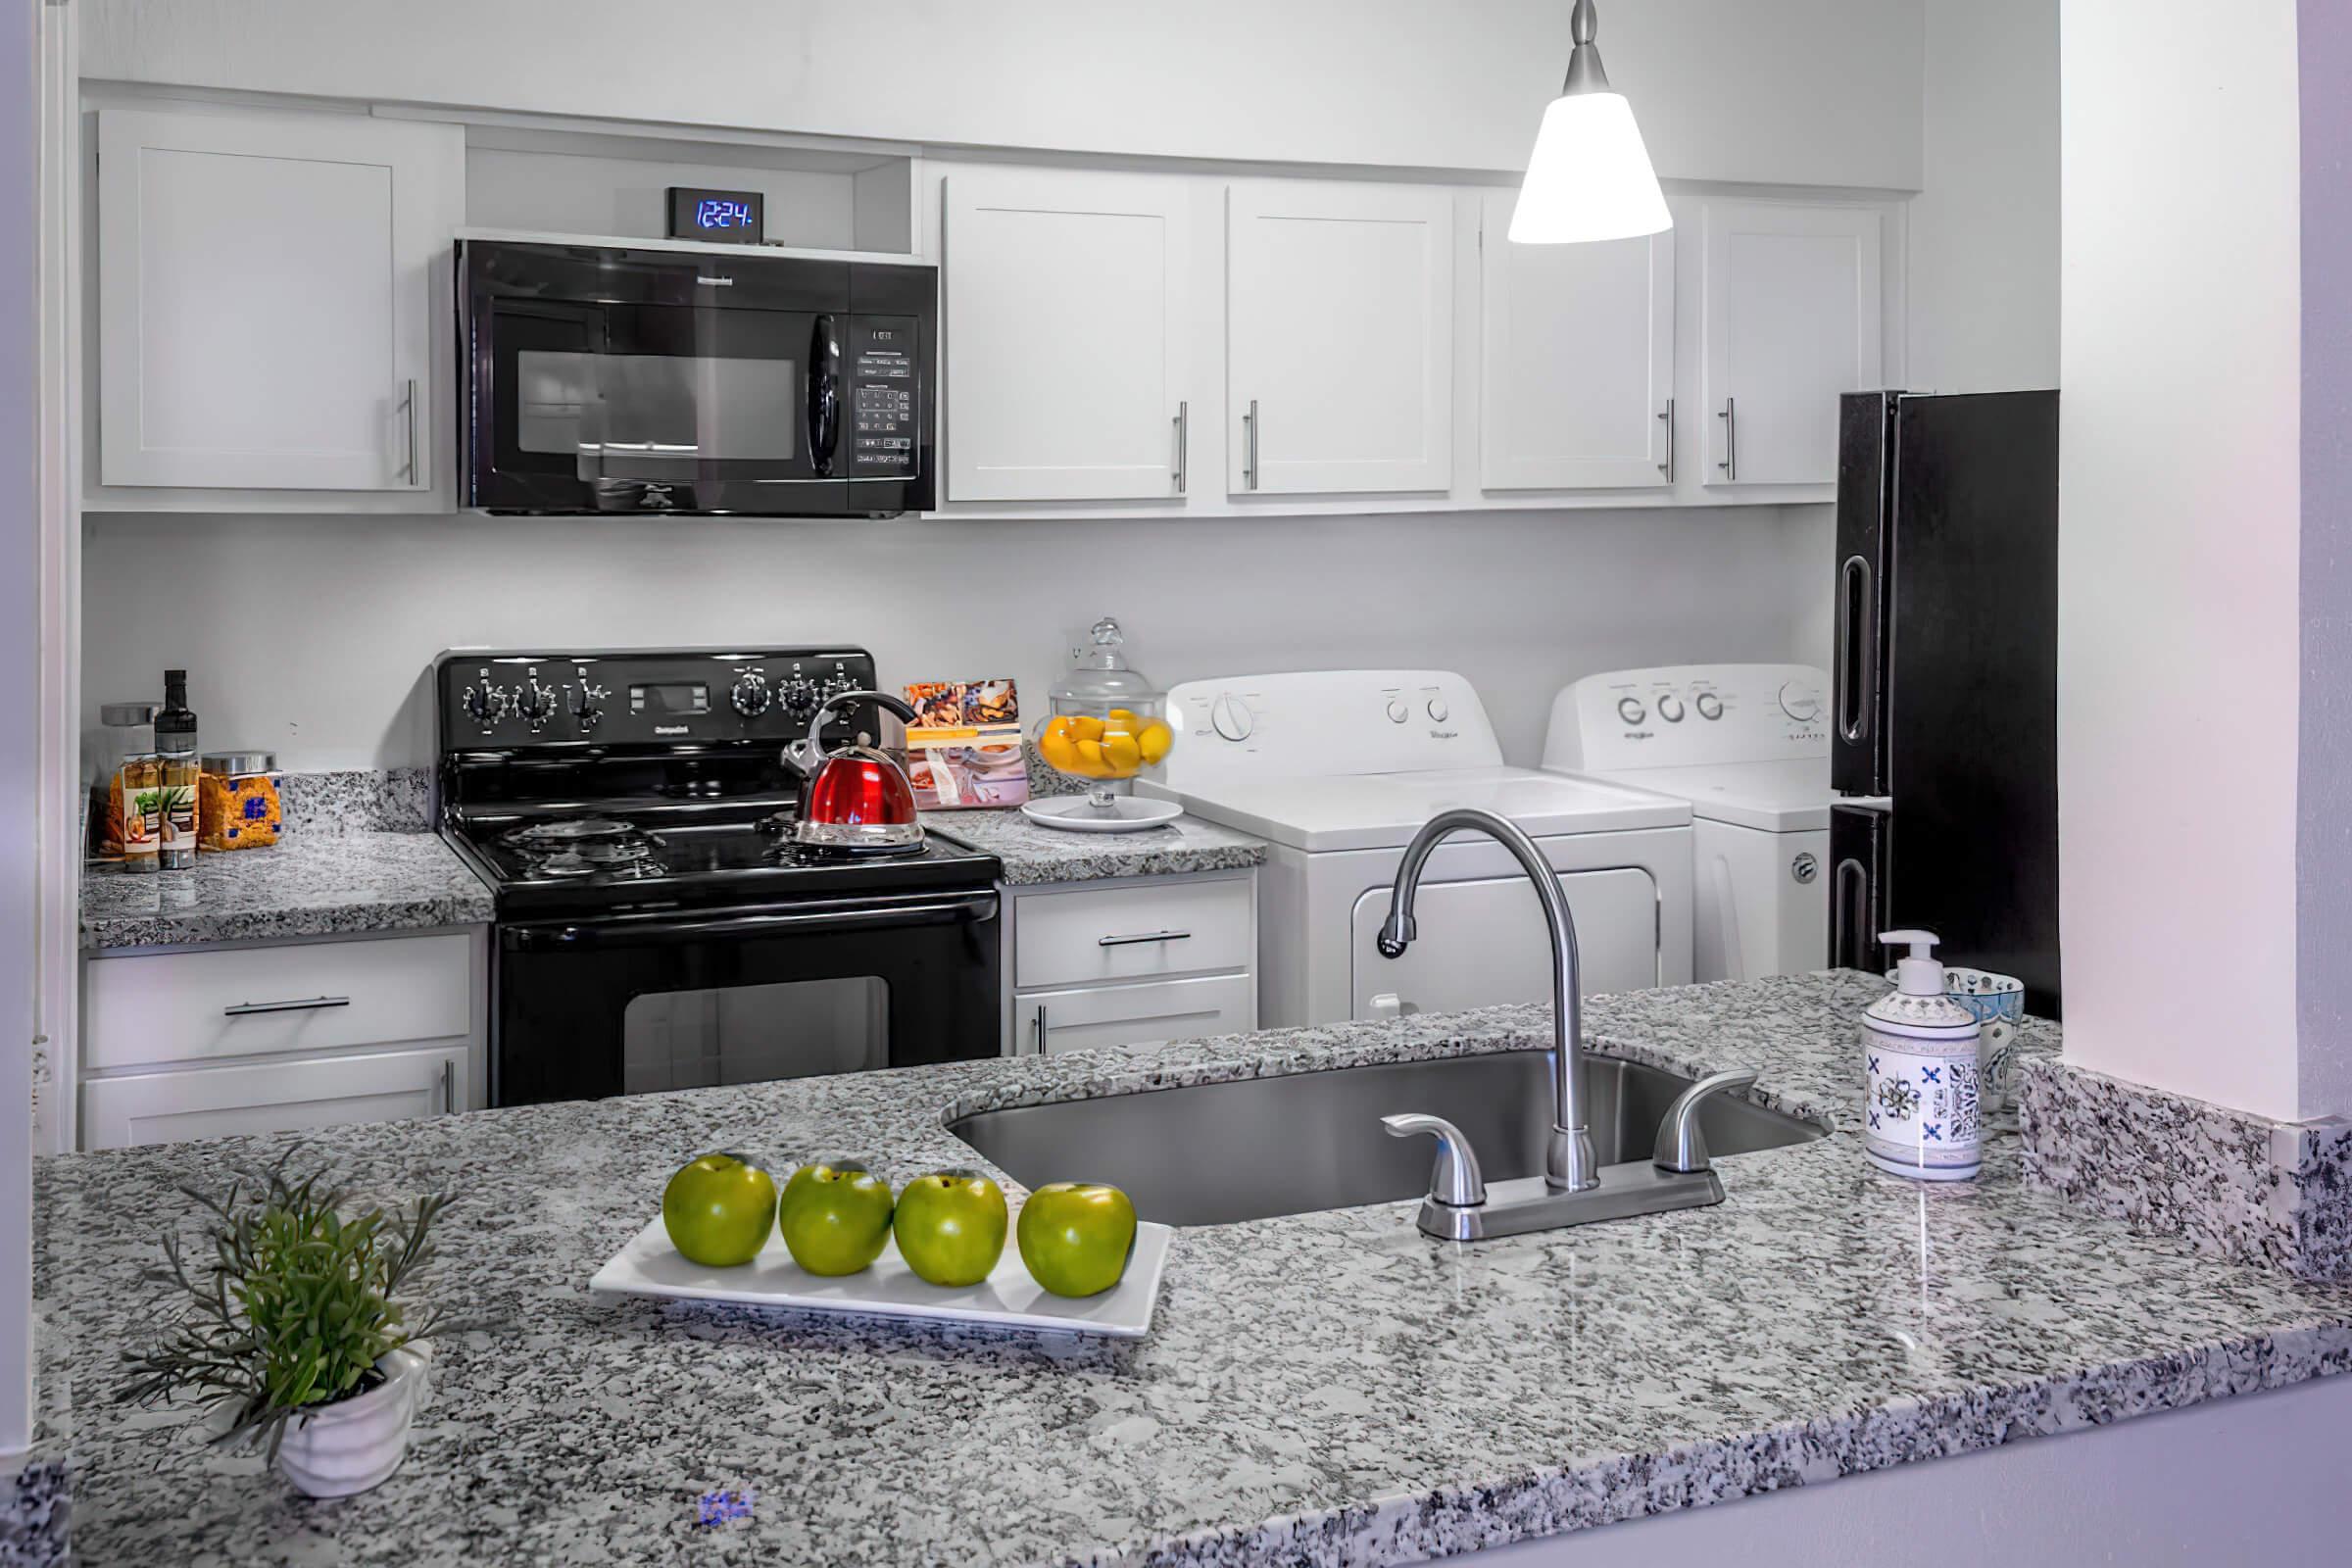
1651 1069 1760 1174
1382 1113 1488 1207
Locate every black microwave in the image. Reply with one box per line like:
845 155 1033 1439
459 239 936 516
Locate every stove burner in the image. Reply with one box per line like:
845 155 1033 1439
758 810 927 859
506 817 638 847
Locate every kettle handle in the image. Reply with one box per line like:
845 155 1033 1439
805 689 917 756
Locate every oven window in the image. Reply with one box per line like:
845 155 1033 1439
515 350 801 465
621 978 888 1093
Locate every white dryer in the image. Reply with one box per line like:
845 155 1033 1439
1544 664 1831 984
1138 671 1692 1028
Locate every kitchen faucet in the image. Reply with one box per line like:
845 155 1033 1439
1375 806 1761 1241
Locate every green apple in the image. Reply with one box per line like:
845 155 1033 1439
777 1159 896 1276
661 1152 777 1267
1016 1183 1138 1298
891 1169 1007 1288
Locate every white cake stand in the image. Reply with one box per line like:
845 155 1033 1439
1021 794 1183 833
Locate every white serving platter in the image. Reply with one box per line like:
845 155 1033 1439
589 1217 1174 1338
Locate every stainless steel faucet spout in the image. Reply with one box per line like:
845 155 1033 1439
1377 807 1597 1193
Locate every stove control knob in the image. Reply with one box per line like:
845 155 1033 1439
730 670 772 717
1694 692 1725 721
516 679 558 730
462 683 509 725
569 681 609 732
779 679 819 719
820 671 859 703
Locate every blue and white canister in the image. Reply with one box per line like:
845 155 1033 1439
1864 931 1984 1181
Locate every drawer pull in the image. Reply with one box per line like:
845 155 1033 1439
222 995 352 1017
440 1057 456 1113
1097 930 1193 949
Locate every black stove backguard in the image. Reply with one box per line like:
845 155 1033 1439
434 647 1003 1108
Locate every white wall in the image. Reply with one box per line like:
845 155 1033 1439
79 0 1925 191
80 507 1824 771
1908 0 2060 392
2058 1 2307 1117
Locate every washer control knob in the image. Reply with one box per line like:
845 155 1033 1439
1210 693 1254 742
1778 681 1823 723
1616 696 1647 726
1694 692 1725 721
730 670 772 717
462 683 509 725
1385 698 1410 724
1426 696 1451 723
1656 694 1686 723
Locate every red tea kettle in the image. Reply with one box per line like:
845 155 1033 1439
788 690 923 854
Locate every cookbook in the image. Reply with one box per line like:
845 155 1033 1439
902 679 1029 808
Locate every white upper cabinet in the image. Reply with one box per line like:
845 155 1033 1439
944 169 1192 502
1477 189 1674 491
97 107 460 491
1226 180 1452 496
1699 200 1883 488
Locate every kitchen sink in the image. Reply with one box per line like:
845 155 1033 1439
949 1051 1826 1228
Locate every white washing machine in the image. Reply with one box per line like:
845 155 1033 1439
1137 671 1693 1027
1543 663 1831 984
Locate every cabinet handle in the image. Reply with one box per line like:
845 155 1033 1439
1098 929 1193 948
402 378 419 485
1659 397 1675 481
1031 1003 1050 1055
1244 398 1259 490
1716 396 1737 480
222 995 351 1017
1173 401 1189 494
440 1058 456 1114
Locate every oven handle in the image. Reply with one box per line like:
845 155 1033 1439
808 313 842 477
502 890 998 951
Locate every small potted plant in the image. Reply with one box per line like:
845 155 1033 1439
120 1149 458 1497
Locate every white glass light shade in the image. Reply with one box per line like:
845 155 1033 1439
1506 91 1672 244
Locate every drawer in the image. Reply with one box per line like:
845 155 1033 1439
81 1044 468 1151
84 932 473 1072
1013 876 1252 989
1015 973 1256 1056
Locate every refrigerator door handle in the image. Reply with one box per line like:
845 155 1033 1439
1836 553 1878 746
1833 794 1893 813
1832 855 1874 972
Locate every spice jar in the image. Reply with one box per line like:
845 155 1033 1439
198 752 282 851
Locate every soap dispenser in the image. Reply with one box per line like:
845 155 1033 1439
1862 930 1984 1181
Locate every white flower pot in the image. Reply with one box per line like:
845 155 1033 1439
274 1340 433 1498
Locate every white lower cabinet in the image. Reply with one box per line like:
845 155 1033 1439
78 929 485 1151
1004 870 1257 1056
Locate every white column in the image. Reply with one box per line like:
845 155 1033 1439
2057 1 2319 1119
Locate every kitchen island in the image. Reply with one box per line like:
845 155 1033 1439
30 972 2352 1565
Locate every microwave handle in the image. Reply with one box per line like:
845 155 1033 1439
808 314 842 476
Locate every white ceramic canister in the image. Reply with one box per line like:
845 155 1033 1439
1862 930 1984 1181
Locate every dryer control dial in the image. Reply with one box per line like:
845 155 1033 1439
1616 696 1647 726
1656 694 1686 723
1778 681 1823 723
1694 692 1725 721
1210 693 1254 742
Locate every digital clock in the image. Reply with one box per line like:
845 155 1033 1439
667 186 766 245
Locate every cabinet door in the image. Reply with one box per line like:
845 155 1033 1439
97 108 458 490
1016 973 1256 1056
1478 190 1674 490
1227 180 1452 495
944 170 1191 502
1700 201 1883 487
81 1045 467 1151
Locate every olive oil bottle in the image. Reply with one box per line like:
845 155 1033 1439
156 669 199 870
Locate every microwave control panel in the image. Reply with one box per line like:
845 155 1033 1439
848 317 919 477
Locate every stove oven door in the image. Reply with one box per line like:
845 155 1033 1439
492 888 1000 1106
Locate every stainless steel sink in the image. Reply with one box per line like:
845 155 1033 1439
949 1051 1826 1228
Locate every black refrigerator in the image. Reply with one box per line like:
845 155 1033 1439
1829 389 2061 1016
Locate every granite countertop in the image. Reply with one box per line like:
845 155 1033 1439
79 832 493 952
922 806 1266 885
32 972 2352 1566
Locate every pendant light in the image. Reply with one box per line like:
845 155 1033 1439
1507 0 1671 244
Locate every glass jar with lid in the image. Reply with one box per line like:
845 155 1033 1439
89 701 160 859
1023 616 1184 832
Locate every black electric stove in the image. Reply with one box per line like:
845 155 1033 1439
434 647 1002 1108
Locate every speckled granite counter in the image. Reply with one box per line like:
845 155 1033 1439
31 972 2352 1566
79 832 492 952
923 807 1265 885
